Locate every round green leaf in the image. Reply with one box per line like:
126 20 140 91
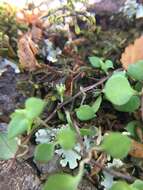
0 132 18 160
127 61 143 81
110 181 135 190
34 143 54 163
101 132 132 159
57 128 76 150
89 56 101 68
131 180 143 190
43 173 80 190
104 74 136 105
114 96 140 112
76 105 95 121
8 112 30 139
25 97 46 119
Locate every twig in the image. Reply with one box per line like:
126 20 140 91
79 148 136 183
73 120 85 153
141 87 143 122
45 76 109 123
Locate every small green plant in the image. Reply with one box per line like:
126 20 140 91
34 126 77 162
56 83 66 102
2 97 138 190
75 95 102 121
89 56 114 74
8 97 46 139
3 57 143 189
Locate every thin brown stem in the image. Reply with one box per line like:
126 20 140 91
45 76 109 123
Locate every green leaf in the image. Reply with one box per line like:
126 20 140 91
131 180 143 190
127 61 143 81
89 56 101 68
76 105 95 121
43 173 81 190
75 24 80 35
104 73 136 105
135 82 143 92
0 132 18 160
8 112 30 139
101 132 132 159
80 128 96 136
34 143 54 162
92 96 102 113
66 111 73 128
105 60 114 69
110 181 135 190
25 97 46 119
101 60 114 73
114 96 140 112
57 110 65 121
57 128 76 150
125 121 140 138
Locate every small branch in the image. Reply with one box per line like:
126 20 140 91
73 120 85 154
141 88 143 121
45 76 109 123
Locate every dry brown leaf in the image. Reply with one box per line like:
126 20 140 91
65 75 74 96
31 25 42 43
120 36 143 70
16 8 42 25
90 153 107 177
18 34 41 71
129 140 143 158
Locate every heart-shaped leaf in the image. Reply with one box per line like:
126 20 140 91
34 143 55 162
43 173 81 190
101 132 132 159
8 112 30 139
131 180 143 190
127 60 143 81
101 60 114 73
104 73 136 105
114 96 140 112
0 132 18 160
76 105 95 121
25 97 46 119
57 128 76 150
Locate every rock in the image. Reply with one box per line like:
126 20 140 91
79 178 97 190
0 67 26 121
35 154 61 175
87 0 126 14
0 160 41 190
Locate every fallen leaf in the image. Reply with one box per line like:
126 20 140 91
120 36 143 70
65 75 74 96
18 34 41 71
31 25 43 43
90 153 107 177
129 140 143 158
16 8 42 25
